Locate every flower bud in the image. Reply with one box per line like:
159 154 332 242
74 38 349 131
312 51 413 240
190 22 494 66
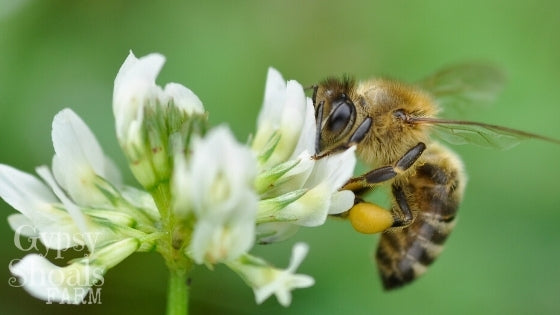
113 51 207 190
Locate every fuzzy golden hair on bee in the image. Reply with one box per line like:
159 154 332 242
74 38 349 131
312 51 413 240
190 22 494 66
348 79 437 167
318 75 356 98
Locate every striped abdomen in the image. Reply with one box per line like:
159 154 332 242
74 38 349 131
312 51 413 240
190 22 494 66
376 144 465 290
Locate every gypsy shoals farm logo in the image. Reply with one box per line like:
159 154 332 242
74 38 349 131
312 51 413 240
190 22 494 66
8 225 105 304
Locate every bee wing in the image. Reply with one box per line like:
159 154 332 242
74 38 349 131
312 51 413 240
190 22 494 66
413 118 560 150
416 63 506 110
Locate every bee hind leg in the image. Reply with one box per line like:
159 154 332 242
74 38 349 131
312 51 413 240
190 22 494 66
340 142 425 234
346 184 413 234
389 184 413 228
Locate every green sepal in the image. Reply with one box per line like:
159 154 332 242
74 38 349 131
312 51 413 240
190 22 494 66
254 158 300 194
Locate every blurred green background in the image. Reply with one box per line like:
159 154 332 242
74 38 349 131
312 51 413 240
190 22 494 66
1 0 560 314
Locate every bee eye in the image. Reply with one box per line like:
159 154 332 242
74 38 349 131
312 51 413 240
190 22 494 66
327 98 354 133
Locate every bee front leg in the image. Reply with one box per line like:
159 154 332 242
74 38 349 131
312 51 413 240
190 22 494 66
340 142 425 234
314 117 373 157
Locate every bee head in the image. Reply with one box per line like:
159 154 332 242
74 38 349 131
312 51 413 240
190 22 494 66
312 76 358 154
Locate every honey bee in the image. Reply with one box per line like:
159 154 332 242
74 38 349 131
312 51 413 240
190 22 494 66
311 64 560 290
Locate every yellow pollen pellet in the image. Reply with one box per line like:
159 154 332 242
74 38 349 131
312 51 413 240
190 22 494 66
348 202 393 234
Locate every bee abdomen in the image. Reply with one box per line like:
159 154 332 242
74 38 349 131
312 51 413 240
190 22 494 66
375 146 465 290
376 214 457 289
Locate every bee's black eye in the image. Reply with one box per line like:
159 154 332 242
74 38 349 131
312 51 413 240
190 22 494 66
327 98 354 133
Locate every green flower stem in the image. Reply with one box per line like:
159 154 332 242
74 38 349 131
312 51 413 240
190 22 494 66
167 268 189 315
151 181 194 315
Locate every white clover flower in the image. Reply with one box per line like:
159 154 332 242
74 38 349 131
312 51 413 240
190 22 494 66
252 68 357 243
113 51 206 190
0 109 121 250
172 126 258 265
2 52 361 310
252 68 313 168
1 107 160 304
51 109 122 207
0 108 158 251
10 238 139 304
0 164 85 250
227 243 314 307
113 52 204 141
275 147 357 223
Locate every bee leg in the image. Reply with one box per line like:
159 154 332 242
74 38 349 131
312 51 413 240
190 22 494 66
390 184 413 227
341 143 425 234
347 117 373 144
314 117 373 157
343 142 426 191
